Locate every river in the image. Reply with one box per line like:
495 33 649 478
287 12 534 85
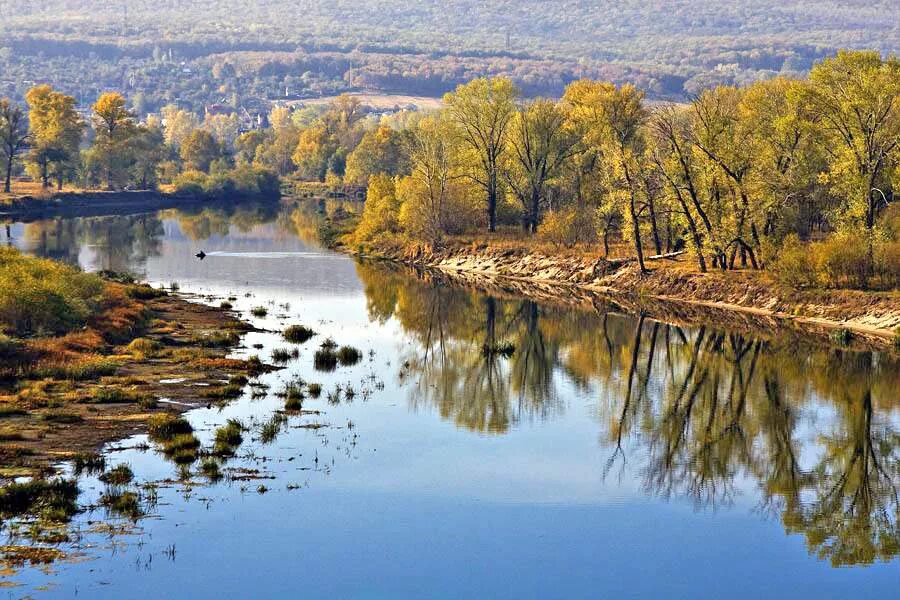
3 200 899 598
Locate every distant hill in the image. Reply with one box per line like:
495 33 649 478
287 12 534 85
0 1 895 108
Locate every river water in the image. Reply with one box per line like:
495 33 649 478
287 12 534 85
4 201 899 598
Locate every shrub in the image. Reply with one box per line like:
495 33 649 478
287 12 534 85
539 207 597 247
817 233 871 289
172 170 207 195
0 247 105 336
771 234 820 288
250 306 268 317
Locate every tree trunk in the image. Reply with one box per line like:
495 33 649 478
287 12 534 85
647 192 662 255
3 154 12 193
629 192 647 273
487 176 497 232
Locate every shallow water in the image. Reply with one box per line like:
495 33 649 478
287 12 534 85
4 202 899 598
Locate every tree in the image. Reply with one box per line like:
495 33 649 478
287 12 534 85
504 99 580 232
569 80 651 272
690 86 760 268
129 123 168 189
180 129 222 173
292 124 334 181
807 50 899 274
204 113 241 150
235 130 267 165
91 92 138 189
651 105 711 271
0 99 29 193
161 105 200 149
444 77 518 232
354 173 400 242
24 85 83 190
397 115 476 240
344 125 410 187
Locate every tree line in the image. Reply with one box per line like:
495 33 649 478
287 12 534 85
346 50 898 290
0 87 279 199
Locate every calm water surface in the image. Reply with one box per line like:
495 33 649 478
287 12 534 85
4 202 899 598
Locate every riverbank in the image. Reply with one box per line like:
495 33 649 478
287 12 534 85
0 285 272 480
351 239 900 348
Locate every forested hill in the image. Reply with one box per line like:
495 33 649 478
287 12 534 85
1 1 896 109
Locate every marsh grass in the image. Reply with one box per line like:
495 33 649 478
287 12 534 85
307 383 322 398
336 346 362 366
161 433 201 464
259 414 287 444
199 458 222 481
72 452 105 475
214 419 244 447
203 384 244 401
147 413 193 439
99 489 143 520
314 348 338 371
283 325 316 344
271 347 299 363
0 479 79 521
98 463 134 486
250 306 268 317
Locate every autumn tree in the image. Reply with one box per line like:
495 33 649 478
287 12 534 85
90 92 139 189
444 78 518 232
344 124 410 187
397 115 477 240
180 129 222 173
0 98 29 193
161 105 200 149
25 85 83 190
807 50 899 276
504 99 580 232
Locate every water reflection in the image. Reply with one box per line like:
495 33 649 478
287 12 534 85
6 202 900 571
355 261 900 566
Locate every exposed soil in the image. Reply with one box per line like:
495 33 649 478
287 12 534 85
355 240 900 347
0 293 274 480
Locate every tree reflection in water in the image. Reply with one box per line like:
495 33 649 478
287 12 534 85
356 261 900 567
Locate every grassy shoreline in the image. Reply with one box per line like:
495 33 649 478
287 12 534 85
0 264 273 480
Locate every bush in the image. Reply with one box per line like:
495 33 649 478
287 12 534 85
771 234 819 288
817 233 870 289
539 207 597 247
172 170 207 196
0 248 105 336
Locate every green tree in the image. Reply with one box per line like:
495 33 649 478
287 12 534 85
0 98 29 193
504 99 580 232
807 50 899 276
91 92 139 189
179 129 222 173
444 77 519 232
344 125 409 187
